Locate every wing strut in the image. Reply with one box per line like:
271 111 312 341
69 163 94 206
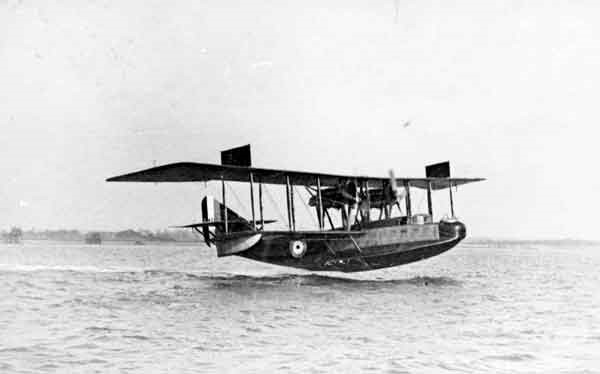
427 181 433 217
258 180 264 229
221 176 228 233
449 180 455 218
316 176 324 230
285 176 292 231
249 172 256 230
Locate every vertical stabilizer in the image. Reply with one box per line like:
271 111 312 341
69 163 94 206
426 161 451 178
201 195 252 235
221 144 252 167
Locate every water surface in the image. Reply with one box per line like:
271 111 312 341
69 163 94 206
1 242 598 373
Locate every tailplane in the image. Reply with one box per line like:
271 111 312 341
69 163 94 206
174 196 274 247
201 196 253 242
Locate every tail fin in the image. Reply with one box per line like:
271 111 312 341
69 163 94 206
176 196 272 247
200 196 252 243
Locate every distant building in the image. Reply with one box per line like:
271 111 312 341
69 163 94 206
84 232 102 244
4 227 23 244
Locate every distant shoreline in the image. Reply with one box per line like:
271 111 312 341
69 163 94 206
464 238 599 247
1 239 201 246
3 228 597 247
1 228 200 244
3 238 596 247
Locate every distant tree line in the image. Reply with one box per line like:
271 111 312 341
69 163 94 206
2 227 23 243
1 227 200 243
464 237 599 247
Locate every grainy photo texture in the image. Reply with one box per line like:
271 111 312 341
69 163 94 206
1 1 599 373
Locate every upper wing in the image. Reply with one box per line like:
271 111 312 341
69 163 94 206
106 162 359 187
106 162 484 190
404 178 486 190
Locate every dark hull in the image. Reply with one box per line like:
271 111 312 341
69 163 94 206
235 220 466 272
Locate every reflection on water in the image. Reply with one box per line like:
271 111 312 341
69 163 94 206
204 274 461 296
0 242 599 373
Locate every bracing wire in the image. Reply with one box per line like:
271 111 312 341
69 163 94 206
227 182 251 218
262 184 288 227
295 186 319 227
416 190 426 214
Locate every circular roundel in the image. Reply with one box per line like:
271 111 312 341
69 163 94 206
289 240 307 258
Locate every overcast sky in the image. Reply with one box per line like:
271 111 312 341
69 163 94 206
1 0 599 239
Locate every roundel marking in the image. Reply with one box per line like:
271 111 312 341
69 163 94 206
289 240 307 258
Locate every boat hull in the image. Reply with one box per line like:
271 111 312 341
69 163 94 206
232 220 466 272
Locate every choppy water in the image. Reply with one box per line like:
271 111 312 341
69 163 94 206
0 242 599 373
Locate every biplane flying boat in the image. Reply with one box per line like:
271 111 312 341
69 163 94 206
107 145 484 272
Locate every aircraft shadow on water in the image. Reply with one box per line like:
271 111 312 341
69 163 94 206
201 274 462 291
107 145 484 273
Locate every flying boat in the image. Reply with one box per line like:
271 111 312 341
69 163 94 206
107 145 484 272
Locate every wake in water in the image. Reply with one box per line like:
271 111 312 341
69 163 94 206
0 262 461 290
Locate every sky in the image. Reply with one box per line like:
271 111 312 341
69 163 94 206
1 0 599 239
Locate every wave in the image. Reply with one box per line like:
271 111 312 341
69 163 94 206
483 353 537 362
122 335 151 341
0 264 150 274
85 326 128 333
0 346 31 353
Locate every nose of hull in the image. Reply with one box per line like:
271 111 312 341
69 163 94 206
439 219 467 240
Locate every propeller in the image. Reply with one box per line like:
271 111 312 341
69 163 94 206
307 180 358 208
338 180 358 204
386 169 405 203
389 169 397 196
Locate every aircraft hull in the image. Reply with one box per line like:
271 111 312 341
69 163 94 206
233 220 466 272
